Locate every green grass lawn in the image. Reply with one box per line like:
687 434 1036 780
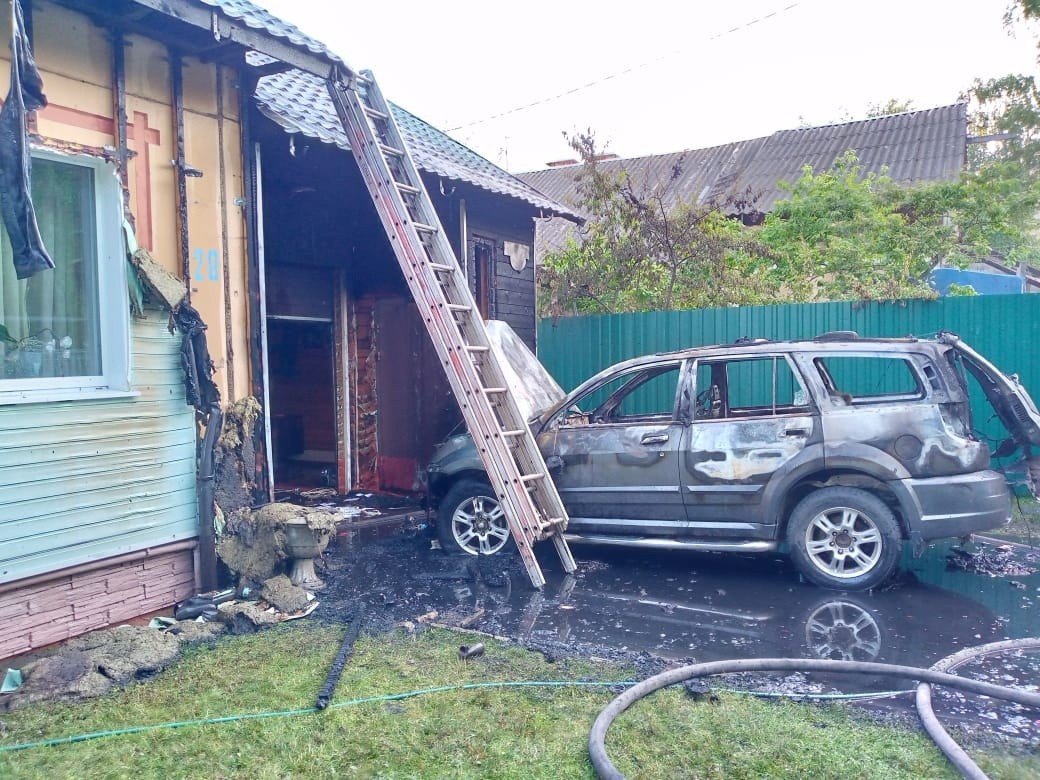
1 624 1035 779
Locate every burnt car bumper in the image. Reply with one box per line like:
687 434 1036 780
902 469 1011 540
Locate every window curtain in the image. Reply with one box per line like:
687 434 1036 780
0 158 100 379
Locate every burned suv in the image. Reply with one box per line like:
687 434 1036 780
426 332 1040 590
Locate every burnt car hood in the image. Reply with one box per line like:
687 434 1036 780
940 332 1040 448
486 320 565 421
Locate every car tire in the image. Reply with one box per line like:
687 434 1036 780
437 479 514 557
786 487 902 590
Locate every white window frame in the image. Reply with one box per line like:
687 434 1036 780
0 147 131 405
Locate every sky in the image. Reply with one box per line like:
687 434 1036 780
255 0 1038 173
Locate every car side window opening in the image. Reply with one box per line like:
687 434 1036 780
814 356 924 405
556 363 682 427
694 356 810 420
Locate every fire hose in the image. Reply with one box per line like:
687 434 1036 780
589 642 1040 780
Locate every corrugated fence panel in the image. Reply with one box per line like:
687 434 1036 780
539 294 1040 409
0 309 197 584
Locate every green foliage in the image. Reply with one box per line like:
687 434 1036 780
946 283 979 296
539 132 775 317
759 151 946 301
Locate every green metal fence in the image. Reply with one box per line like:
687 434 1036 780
538 294 1040 391
537 294 1040 450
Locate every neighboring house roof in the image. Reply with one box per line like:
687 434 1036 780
728 103 967 213
518 104 968 260
255 69 579 218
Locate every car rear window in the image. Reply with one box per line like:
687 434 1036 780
814 356 923 403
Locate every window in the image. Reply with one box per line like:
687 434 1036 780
557 363 681 426
814 356 923 404
0 151 128 402
695 356 809 419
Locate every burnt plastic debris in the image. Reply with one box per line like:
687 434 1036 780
174 588 235 620
316 603 366 710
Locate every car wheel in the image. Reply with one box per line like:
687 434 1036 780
786 487 902 590
437 479 513 556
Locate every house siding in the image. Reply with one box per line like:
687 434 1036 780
0 309 196 658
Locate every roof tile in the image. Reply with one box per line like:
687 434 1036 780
255 69 577 216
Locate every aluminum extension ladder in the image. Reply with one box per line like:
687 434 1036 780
326 68 576 588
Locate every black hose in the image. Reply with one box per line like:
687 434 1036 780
316 603 366 710
916 637 1040 780
588 657 1040 780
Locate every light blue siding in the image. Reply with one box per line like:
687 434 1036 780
0 309 197 583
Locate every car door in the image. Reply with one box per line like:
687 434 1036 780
681 354 815 536
535 360 687 535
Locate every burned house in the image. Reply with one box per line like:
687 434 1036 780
0 0 574 659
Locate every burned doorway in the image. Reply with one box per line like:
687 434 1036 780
371 297 459 493
266 265 339 489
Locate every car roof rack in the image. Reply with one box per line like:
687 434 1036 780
814 331 860 341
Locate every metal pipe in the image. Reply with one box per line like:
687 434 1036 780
459 198 467 277
458 643 485 660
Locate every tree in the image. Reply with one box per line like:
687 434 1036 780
758 152 953 301
539 132 774 318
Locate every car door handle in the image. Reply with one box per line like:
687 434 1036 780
784 428 808 437
641 433 669 445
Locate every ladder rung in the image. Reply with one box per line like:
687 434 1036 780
464 345 489 353
413 221 437 233
520 473 545 483
430 262 453 273
446 303 471 312
501 429 525 437
363 105 389 121
378 143 404 157
396 182 421 195
483 387 507 394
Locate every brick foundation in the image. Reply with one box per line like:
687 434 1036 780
0 544 197 662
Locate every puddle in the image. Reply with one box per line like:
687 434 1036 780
315 528 1040 743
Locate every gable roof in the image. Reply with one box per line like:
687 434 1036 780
517 104 968 260
160 2 576 218
254 70 578 218
524 104 967 213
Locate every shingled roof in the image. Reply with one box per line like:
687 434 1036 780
255 69 578 218
518 104 968 258
200 0 345 64
177 2 575 217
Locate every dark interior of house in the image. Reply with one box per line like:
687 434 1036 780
256 113 460 492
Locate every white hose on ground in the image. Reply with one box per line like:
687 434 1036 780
588 653 1040 780
915 637 1040 780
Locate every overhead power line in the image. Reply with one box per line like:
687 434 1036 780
447 2 805 133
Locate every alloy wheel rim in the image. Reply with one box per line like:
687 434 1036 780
452 495 509 555
803 506 883 579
